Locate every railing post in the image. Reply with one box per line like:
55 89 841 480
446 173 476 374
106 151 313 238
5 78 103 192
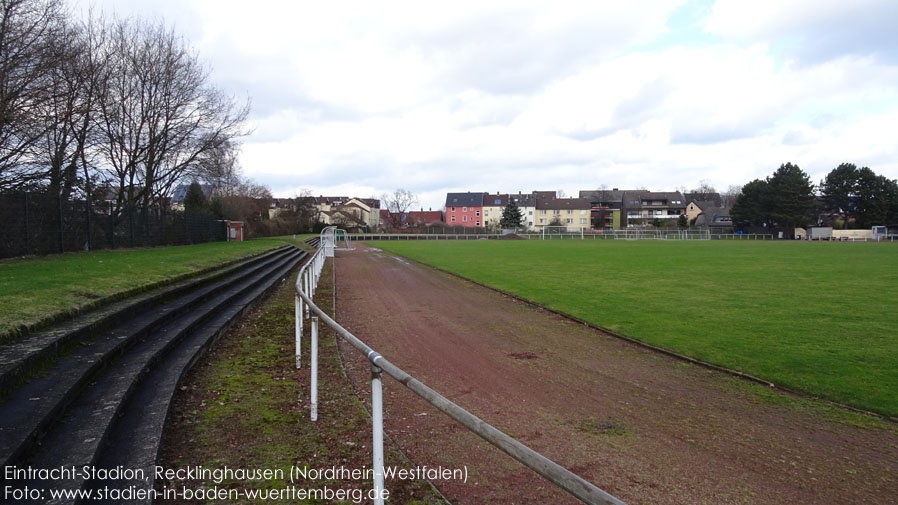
295 294 302 368
310 316 319 421
304 270 310 318
371 364 385 505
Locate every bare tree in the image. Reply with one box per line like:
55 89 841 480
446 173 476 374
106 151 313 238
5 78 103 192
721 184 742 208
95 16 249 215
37 11 108 202
689 180 718 199
381 188 418 229
0 0 65 190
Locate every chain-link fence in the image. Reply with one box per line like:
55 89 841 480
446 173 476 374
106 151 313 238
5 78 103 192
0 192 225 258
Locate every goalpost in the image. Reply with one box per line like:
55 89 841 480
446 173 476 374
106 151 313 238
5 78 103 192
540 226 584 240
320 226 352 257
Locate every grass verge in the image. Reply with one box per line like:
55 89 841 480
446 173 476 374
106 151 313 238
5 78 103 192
0 235 313 340
158 257 444 504
373 240 898 418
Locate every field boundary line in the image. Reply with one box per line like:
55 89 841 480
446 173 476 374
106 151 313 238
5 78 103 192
382 248 898 425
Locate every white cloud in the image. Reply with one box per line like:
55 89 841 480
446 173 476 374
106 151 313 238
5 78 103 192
67 0 898 210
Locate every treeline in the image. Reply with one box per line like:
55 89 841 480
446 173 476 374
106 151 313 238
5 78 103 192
0 0 250 221
732 162 898 234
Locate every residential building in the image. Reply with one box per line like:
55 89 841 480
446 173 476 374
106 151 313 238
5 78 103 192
481 193 508 230
686 200 733 233
314 196 380 231
622 191 686 227
579 189 625 231
445 192 485 227
534 197 592 231
381 208 444 230
510 191 556 231
268 198 296 219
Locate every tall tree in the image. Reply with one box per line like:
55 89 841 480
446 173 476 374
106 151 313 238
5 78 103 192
854 168 898 228
38 12 108 202
182 180 207 212
499 200 523 229
731 179 770 230
0 0 65 190
766 162 816 236
96 17 248 215
819 163 860 228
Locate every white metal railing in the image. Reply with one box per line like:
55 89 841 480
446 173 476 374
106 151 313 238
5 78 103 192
293 252 626 505
711 233 774 240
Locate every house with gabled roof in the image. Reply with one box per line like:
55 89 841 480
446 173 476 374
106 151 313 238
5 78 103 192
686 200 733 233
445 192 486 227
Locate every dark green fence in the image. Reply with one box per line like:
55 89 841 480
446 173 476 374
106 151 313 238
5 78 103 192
0 192 225 258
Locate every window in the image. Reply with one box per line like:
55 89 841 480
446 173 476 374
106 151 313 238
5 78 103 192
475 210 480 217
451 207 456 212
463 216 467 222
580 210 587 215
540 209 546 215
553 209 560 215
528 211 533 215
580 218 587 224
567 209 572 214
494 199 501 205
539 218 546 224
476 221 480 226
463 207 467 212
451 216 456 222
566 218 573 224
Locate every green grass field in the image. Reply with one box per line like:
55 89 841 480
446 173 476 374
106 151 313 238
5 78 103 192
374 240 898 418
0 236 312 339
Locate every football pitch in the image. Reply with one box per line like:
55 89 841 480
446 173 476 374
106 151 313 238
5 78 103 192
374 239 898 418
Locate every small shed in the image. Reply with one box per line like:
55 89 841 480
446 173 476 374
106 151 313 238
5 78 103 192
224 221 244 241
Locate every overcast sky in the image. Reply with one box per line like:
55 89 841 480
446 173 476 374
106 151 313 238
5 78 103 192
72 0 898 210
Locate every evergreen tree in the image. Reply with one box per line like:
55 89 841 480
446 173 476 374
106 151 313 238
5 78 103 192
183 181 208 212
499 200 524 229
731 179 770 230
766 162 815 236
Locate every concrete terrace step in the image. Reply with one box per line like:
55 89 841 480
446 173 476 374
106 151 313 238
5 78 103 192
6 248 306 504
0 246 302 470
88 252 305 504
0 245 292 395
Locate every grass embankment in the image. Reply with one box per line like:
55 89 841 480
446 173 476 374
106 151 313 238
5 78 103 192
159 257 443 504
0 235 313 339
374 240 898 418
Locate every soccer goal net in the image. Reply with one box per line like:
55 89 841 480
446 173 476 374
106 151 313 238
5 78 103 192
540 226 584 240
320 226 352 256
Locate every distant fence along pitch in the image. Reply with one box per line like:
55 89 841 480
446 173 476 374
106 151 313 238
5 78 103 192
0 192 225 258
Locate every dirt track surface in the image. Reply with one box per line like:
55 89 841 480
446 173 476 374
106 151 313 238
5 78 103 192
334 245 898 505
